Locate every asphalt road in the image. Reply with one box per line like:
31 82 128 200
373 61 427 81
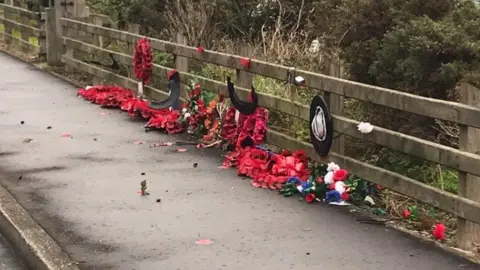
0 52 479 270
0 235 25 270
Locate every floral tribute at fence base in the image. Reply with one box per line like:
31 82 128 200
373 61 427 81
76 79 447 242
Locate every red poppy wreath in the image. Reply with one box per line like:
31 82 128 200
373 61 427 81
133 38 153 85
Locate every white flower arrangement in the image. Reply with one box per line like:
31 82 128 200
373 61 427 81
357 122 374 134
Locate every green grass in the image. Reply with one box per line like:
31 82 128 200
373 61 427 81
0 23 39 46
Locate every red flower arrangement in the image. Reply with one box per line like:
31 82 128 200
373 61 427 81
77 85 183 134
255 150 310 189
220 104 310 189
145 109 184 134
220 107 238 145
133 38 153 85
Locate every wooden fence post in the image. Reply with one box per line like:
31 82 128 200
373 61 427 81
235 44 254 122
45 2 62 65
126 23 140 82
127 23 139 54
20 16 30 52
457 82 480 250
90 16 105 85
174 32 188 110
325 60 345 155
37 12 47 60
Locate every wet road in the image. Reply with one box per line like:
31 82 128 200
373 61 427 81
0 235 25 270
0 52 479 270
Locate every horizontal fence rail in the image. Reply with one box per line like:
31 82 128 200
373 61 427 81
57 18 480 227
61 34 480 178
61 18 480 129
0 3 46 57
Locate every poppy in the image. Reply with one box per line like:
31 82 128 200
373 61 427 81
333 169 348 182
402 210 411 219
433 223 446 240
305 193 316 203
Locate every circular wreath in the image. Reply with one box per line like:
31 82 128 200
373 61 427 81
133 38 153 85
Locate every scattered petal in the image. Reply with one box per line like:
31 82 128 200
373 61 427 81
101 111 111 115
176 148 188 152
150 142 173 148
61 133 72 138
195 239 213 245
251 180 261 188
134 140 146 145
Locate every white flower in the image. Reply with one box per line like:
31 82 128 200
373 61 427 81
324 171 334 185
295 76 305 84
184 113 191 119
296 185 304 193
85 85 93 90
311 185 316 191
357 122 374 134
327 162 340 172
334 181 346 194
364 195 375 206
182 108 188 113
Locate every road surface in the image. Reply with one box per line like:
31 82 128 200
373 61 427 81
0 235 25 270
0 52 479 270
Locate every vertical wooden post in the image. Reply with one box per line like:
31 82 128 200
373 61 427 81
45 2 62 65
3 0 13 45
37 13 47 60
20 16 30 52
324 60 345 155
174 32 189 110
127 23 140 54
89 16 105 85
457 82 480 251
91 16 104 48
235 44 254 122
126 23 140 81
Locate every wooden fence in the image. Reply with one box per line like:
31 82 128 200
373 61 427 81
3 0 480 252
0 1 46 59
